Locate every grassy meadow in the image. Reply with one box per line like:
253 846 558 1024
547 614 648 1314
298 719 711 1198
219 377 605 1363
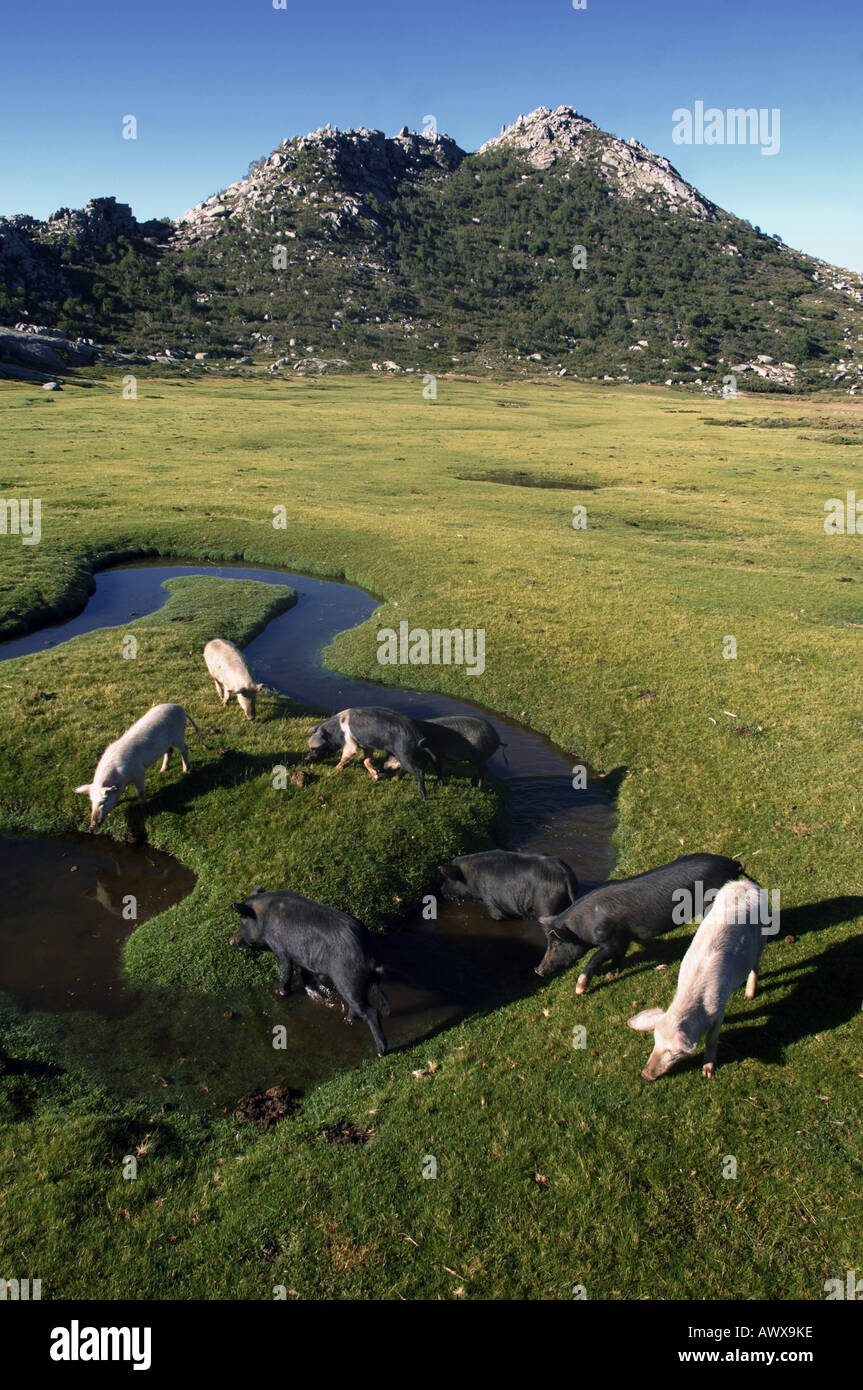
0 372 860 1300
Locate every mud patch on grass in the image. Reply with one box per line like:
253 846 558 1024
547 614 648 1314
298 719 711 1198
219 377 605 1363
320 1120 377 1147
235 1085 303 1129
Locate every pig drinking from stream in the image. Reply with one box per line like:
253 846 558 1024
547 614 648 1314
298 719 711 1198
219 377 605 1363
628 877 769 1079
203 638 263 720
536 852 744 992
230 888 390 1056
439 850 579 921
384 715 506 788
74 703 200 829
305 706 429 798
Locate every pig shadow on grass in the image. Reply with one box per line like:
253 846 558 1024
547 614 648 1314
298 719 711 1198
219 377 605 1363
140 750 312 817
587 894 863 996
723 934 863 1066
773 895 863 940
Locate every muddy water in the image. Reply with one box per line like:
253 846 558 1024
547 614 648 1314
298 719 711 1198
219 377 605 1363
0 562 615 1109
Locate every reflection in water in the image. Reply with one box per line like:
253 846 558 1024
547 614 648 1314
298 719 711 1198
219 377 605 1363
0 563 616 1107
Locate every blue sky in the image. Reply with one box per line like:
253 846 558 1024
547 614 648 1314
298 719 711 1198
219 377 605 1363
1 0 860 269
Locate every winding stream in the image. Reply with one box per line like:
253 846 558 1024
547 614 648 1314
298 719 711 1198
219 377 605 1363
0 562 616 1109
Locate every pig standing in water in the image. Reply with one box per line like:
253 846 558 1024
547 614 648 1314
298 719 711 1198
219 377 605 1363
439 850 579 920
74 703 199 828
628 877 769 1080
230 888 390 1056
203 638 263 720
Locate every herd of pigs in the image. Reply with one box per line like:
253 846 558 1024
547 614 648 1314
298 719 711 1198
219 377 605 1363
71 637 772 1082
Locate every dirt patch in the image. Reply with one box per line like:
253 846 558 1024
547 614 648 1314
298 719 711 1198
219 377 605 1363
320 1120 377 1147
234 1084 302 1129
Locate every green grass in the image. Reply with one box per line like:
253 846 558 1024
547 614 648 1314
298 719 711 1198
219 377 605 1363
0 373 860 1300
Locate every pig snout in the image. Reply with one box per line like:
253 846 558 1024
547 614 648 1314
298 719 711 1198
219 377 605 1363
534 951 556 978
641 1050 671 1082
229 931 243 947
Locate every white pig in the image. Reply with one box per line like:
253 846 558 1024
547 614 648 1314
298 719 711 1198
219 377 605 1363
203 638 263 720
74 703 199 829
628 877 768 1080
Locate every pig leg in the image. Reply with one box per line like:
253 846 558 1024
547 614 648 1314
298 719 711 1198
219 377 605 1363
134 777 147 808
276 955 295 996
342 988 387 1056
576 943 620 994
422 749 445 784
160 749 171 772
213 679 227 705
300 968 337 1005
701 1010 728 1079
369 981 390 1017
333 730 359 773
482 897 506 921
745 969 758 1000
177 741 190 773
361 747 381 781
399 754 427 800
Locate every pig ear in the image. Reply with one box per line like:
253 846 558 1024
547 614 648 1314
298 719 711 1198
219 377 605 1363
231 901 250 916
538 916 556 930
628 1008 665 1032
74 784 92 795
440 864 463 882
252 885 265 896
307 725 320 736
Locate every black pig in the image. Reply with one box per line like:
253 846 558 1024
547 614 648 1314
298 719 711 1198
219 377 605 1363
385 715 506 788
439 850 579 920
305 706 429 798
230 888 390 1055
536 853 744 992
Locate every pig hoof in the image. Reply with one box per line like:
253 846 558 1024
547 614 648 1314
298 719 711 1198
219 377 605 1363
575 974 588 994
702 1062 715 1079
278 986 289 997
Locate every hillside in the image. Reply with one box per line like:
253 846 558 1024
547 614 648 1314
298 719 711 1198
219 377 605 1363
2 106 861 390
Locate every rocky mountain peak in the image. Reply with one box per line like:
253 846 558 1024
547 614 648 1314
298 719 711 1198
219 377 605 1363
479 104 715 218
177 122 465 243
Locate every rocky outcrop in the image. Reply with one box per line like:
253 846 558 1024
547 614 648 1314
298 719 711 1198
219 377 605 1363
43 197 137 247
479 105 716 218
177 123 465 243
0 326 97 381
